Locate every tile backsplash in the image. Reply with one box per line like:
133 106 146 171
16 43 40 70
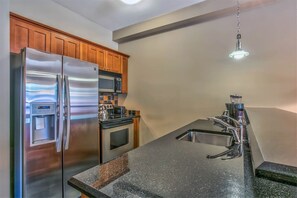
99 93 118 106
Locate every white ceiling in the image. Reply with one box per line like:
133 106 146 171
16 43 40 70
52 0 206 31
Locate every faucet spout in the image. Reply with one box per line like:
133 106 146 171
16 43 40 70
219 115 240 127
207 117 241 144
207 144 242 160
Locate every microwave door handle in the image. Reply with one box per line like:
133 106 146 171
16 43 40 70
118 79 122 93
56 74 63 153
114 78 117 93
115 78 121 93
64 75 71 150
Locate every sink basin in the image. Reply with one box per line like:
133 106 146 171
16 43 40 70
176 130 234 147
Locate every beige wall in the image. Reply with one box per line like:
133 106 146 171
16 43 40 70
118 0 297 145
10 0 118 50
0 0 10 197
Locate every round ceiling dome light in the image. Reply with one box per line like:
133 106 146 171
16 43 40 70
120 0 142 5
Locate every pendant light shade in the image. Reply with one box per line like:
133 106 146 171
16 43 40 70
120 0 142 5
229 34 249 60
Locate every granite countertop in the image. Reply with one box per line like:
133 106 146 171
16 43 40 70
69 118 297 197
246 107 297 185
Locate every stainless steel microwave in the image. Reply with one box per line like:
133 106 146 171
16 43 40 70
99 75 122 93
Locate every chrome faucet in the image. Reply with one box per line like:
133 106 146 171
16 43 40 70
207 116 241 144
206 114 244 160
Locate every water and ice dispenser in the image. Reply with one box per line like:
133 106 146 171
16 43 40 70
30 103 57 146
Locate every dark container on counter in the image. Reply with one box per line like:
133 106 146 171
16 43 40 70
114 106 126 115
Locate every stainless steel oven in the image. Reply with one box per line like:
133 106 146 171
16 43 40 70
101 118 134 163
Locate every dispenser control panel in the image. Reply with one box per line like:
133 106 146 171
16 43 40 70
31 103 56 115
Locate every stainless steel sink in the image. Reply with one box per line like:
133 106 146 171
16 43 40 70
176 130 234 147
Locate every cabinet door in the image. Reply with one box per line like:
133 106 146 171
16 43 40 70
10 18 30 53
66 38 80 59
29 25 51 52
133 117 140 148
106 52 122 73
97 48 106 70
88 45 106 68
10 18 50 53
106 52 113 72
112 54 122 74
51 33 80 59
80 43 106 69
79 42 88 61
122 57 128 94
50 33 65 55
87 45 98 64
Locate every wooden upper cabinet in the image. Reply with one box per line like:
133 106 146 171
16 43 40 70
88 45 98 64
80 42 88 61
51 32 80 59
112 54 122 74
10 13 129 93
80 42 106 69
106 51 122 74
50 33 64 55
10 17 50 53
122 57 128 94
106 52 113 72
97 48 106 70
66 39 80 59
88 45 106 70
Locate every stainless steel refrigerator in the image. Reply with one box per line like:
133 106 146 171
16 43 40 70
11 48 99 198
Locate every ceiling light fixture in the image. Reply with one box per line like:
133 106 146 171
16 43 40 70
229 0 249 60
120 0 142 5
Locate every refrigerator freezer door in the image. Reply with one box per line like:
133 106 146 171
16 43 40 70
23 48 63 198
62 56 99 197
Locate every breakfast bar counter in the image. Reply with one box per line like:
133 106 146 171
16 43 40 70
69 116 297 197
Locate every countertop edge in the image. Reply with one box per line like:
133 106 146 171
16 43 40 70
246 108 297 185
68 178 110 198
255 161 297 186
246 123 264 171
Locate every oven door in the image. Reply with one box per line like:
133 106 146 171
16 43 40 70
102 122 134 163
99 75 115 93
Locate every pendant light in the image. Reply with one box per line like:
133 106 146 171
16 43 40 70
229 0 249 60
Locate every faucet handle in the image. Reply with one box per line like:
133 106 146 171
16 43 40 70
219 115 241 127
221 110 230 124
222 110 229 116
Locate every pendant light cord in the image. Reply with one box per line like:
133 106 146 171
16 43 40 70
236 0 241 35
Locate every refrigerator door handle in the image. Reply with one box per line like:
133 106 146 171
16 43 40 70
56 74 63 153
64 75 71 150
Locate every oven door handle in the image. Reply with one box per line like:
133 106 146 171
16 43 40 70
101 120 133 129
